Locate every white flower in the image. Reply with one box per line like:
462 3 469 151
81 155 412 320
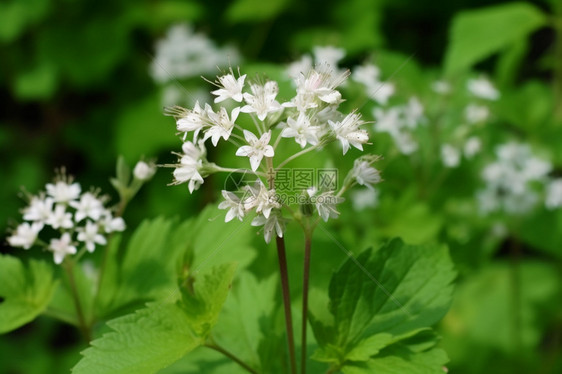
176 101 207 139
242 181 280 218
431 80 451 94
441 144 461 168
368 82 395 105
251 212 285 243
46 204 73 229
464 104 490 124
236 130 274 171
173 141 205 193
101 212 126 233
211 73 246 103
204 107 240 146
241 81 282 121
7 222 42 249
49 233 77 264
133 160 156 181
77 221 107 252
373 107 401 135
70 192 104 222
546 179 562 210
351 157 382 189
467 77 499 100
281 112 321 148
352 63 381 85
351 188 379 211
295 69 348 105
218 190 245 222
393 132 418 155
46 181 81 203
464 137 482 158
23 196 54 225
329 112 369 154
313 191 343 222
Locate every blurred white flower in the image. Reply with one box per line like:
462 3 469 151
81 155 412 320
464 104 490 124
133 161 156 181
441 144 461 168
351 188 379 211
70 192 104 222
7 222 42 249
218 190 245 222
251 211 285 243
467 77 499 100
46 181 81 203
464 137 482 158
49 233 77 265
351 157 382 189
23 196 54 226
546 179 562 210
431 80 451 94
46 204 73 229
77 221 107 252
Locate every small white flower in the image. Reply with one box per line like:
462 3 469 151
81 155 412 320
176 101 207 139
23 196 54 225
313 191 343 222
403 97 424 129
7 222 42 249
464 137 482 158
251 211 285 243
373 107 401 135
467 77 499 100
329 112 369 154
236 130 274 171
393 131 418 155
242 182 280 218
49 233 77 264
77 221 107 252
211 73 246 103
464 103 490 124
241 81 282 121
70 192 104 222
281 112 321 148
431 80 451 94
218 190 245 222
352 63 381 86
46 181 81 203
287 55 313 81
133 160 156 181
173 141 205 193
368 82 395 105
546 179 562 210
351 157 382 189
313 46 345 70
296 69 348 105
46 204 73 229
441 144 461 168
204 107 240 146
101 211 126 233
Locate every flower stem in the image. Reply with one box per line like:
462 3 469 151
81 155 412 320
276 235 298 374
206 342 258 374
63 259 91 341
301 231 313 374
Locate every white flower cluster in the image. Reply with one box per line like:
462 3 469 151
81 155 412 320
477 142 554 215
151 23 240 106
351 62 395 105
8 174 125 264
372 97 425 154
167 66 381 242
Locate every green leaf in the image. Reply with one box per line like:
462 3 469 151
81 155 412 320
342 344 448 374
212 271 279 371
0 0 50 42
225 0 291 23
13 62 58 100
0 255 57 334
311 239 456 366
181 263 237 338
344 333 394 362
72 303 201 374
444 2 547 74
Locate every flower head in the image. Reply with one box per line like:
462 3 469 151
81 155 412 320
49 233 77 264
236 130 274 171
241 81 282 121
281 112 321 148
211 72 246 103
77 221 107 252
329 112 369 154
218 190 245 222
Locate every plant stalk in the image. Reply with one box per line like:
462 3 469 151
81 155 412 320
63 260 91 341
276 235 298 374
301 232 312 374
206 342 258 374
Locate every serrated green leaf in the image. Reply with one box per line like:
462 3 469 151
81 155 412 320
345 333 393 362
73 302 201 374
444 2 547 74
212 271 278 371
311 239 455 366
181 263 237 338
0 255 57 334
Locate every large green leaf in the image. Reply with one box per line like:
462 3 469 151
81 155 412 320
72 303 201 374
0 255 57 334
212 271 279 372
444 3 547 74
310 239 455 367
